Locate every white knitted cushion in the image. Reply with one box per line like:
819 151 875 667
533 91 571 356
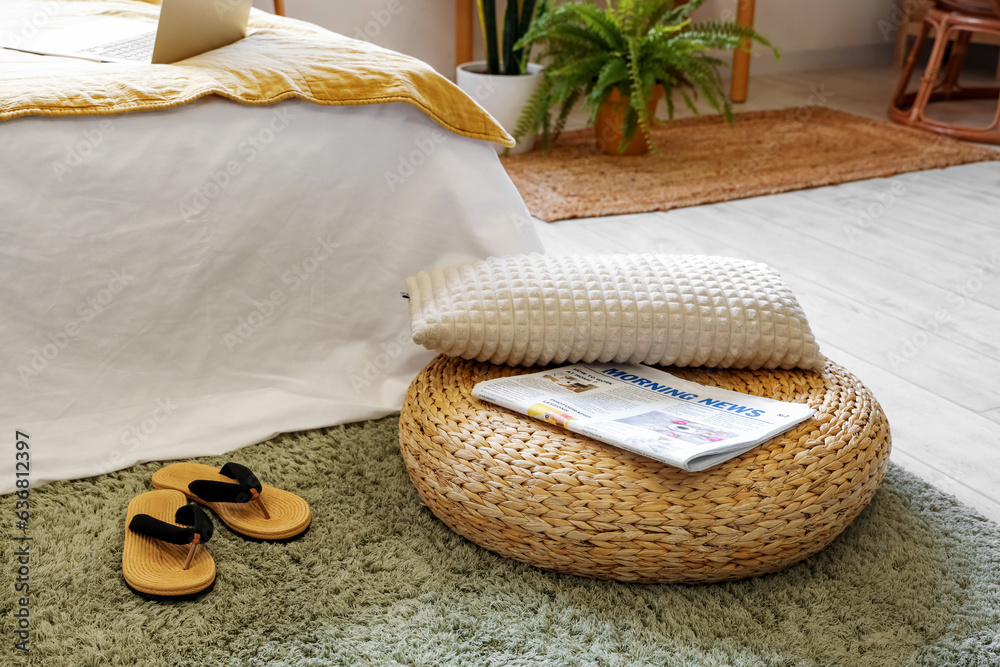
405 254 825 370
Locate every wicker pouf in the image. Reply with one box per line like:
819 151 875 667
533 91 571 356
399 355 891 584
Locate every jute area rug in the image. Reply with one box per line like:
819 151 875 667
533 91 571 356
501 107 1000 222
7 416 1000 666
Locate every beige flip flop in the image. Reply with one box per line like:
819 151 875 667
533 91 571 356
122 489 216 600
151 462 310 542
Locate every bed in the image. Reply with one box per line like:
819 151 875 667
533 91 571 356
0 0 543 494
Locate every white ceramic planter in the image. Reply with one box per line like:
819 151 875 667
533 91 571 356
456 61 543 155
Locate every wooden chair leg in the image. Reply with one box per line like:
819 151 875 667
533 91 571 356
911 20 953 122
895 25 921 68
892 21 931 107
940 30 972 95
273 0 285 16
889 9 1000 142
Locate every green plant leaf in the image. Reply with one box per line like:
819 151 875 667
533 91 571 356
501 0 520 75
591 57 629 102
477 0 500 74
512 0 777 152
569 4 625 51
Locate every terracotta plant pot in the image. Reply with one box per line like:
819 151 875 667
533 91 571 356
594 85 665 156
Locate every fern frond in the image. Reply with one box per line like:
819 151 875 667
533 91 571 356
589 57 628 98
626 36 651 147
639 0 678 33
522 22 614 53
552 87 583 139
512 0 777 152
568 4 625 51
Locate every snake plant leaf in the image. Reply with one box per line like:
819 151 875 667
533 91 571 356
475 0 544 75
477 0 500 74
501 0 519 75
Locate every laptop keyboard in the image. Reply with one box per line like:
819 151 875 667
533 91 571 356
79 31 156 61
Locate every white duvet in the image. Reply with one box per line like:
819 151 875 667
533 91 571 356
0 98 543 493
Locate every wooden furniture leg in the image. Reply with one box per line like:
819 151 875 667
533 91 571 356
892 21 932 105
273 0 284 16
894 0 928 67
941 30 972 95
457 0 474 69
894 27 912 68
911 17 953 121
889 7 1000 142
730 0 756 103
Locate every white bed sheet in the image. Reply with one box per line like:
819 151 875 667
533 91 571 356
0 98 542 493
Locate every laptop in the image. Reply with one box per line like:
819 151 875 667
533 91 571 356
4 0 253 64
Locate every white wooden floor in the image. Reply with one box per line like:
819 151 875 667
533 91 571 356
531 65 1000 524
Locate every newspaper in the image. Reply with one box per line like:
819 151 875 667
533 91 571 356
471 363 815 472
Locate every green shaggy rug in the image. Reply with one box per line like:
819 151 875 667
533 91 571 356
3 416 999 667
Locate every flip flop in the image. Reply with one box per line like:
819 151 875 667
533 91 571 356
122 489 216 600
151 462 310 542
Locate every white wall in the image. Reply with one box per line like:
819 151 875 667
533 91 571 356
255 1 901 79
252 0 457 76
696 0 899 75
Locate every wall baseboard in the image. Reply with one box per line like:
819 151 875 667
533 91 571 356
730 43 896 78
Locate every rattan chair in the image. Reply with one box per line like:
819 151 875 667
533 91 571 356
889 0 1000 143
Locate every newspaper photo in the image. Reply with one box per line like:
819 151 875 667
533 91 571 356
471 363 815 472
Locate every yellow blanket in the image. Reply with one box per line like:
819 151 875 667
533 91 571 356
0 0 513 146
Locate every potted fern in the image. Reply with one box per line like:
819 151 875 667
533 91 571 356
456 0 547 154
513 0 778 155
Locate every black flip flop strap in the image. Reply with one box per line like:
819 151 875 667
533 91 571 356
220 462 262 492
188 463 263 504
129 503 213 545
175 502 215 542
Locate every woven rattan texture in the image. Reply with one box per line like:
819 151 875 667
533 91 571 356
399 356 891 584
